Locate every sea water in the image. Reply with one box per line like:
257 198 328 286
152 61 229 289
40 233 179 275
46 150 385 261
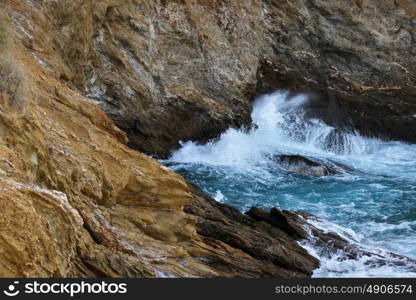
166 91 416 277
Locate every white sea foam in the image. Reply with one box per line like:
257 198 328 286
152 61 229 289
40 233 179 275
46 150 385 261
214 190 226 202
171 91 379 167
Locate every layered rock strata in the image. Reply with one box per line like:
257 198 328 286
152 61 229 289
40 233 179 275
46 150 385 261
0 5 318 277
1 0 415 278
5 0 416 157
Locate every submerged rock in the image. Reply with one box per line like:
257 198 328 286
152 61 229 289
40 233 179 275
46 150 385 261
272 154 337 176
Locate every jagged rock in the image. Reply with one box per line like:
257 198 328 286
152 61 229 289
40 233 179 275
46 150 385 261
4 0 260 158
258 0 416 144
249 208 416 273
185 183 319 277
247 207 308 240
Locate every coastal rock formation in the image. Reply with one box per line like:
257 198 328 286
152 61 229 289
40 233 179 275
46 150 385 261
0 36 197 276
5 0 416 157
185 183 319 277
1 0 415 278
0 5 319 278
271 154 337 176
259 0 416 144
247 208 416 273
5 0 261 157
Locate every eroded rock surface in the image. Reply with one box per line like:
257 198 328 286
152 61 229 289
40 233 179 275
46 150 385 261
185 183 319 277
5 0 416 157
1 0 416 278
4 0 262 157
259 0 416 143
271 154 337 176
0 4 318 278
248 208 416 274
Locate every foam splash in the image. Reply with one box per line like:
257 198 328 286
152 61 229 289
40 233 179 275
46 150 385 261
214 190 226 202
299 218 416 278
170 91 371 166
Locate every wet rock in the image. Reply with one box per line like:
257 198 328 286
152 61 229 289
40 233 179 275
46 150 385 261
321 129 352 154
302 213 416 273
272 154 337 176
247 207 308 240
185 182 319 277
258 0 416 144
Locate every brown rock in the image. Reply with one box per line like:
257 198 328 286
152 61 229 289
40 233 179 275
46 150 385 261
5 0 261 157
0 8 319 278
185 183 319 277
1 0 415 279
8 1 416 158
271 154 337 176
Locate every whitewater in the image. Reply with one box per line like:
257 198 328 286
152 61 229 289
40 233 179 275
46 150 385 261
165 91 416 277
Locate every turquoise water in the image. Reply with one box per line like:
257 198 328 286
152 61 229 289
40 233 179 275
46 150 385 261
166 91 416 277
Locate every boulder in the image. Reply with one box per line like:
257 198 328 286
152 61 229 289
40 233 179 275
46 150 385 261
272 154 337 176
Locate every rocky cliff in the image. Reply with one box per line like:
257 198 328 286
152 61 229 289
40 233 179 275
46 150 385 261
0 0 319 277
5 0 414 157
0 0 415 278
259 0 416 143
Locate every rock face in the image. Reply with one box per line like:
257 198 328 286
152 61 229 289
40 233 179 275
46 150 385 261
0 31 198 276
248 208 416 274
6 0 416 158
259 0 416 143
5 0 262 158
0 3 320 278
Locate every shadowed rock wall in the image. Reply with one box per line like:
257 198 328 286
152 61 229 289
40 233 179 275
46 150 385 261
7 0 416 157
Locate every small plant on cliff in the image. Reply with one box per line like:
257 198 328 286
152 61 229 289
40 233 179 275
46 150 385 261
0 16 9 52
0 58 26 110
0 15 27 112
